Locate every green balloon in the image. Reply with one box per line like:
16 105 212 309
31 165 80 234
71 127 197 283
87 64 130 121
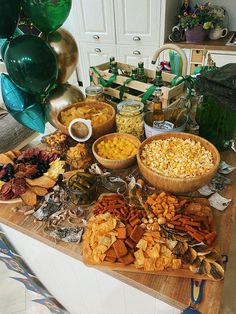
22 0 72 33
0 28 24 60
5 35 58 95
0 0 21 39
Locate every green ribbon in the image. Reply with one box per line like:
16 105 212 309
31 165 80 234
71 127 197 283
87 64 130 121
171 75 196 99
119 78 133 101
90 66 117 88
141 85 157 104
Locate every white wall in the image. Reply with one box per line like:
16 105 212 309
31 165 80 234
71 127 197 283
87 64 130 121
190 0 236 30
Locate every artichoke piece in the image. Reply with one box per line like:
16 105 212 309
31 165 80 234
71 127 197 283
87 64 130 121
173 241 189 256
207 261 224 281
182 248 197 264
205 250 222 263
194 244 212 256
166 239 178 251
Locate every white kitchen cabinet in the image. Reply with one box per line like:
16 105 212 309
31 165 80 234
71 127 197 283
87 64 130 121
114 0 161 46
117 46 156 69
206 51 236 67
75 0 116 44
79 43 117 87
65 0 180 86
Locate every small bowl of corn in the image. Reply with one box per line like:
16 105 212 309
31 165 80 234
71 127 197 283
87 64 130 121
137 132 220 193
92 133 141 169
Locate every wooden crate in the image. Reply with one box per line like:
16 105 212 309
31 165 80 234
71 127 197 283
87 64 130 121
90 62 185 108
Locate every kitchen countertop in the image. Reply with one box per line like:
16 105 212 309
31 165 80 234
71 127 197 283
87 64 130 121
0 148 235 314
165 32 236 52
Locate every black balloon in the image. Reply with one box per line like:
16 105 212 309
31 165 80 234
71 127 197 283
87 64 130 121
5 35 58 95
0 0 21 39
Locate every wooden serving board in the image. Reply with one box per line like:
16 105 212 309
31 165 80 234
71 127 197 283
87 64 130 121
0 149 235 314
84 260 210 280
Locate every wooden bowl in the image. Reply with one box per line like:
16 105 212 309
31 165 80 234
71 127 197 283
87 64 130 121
92 133 141 170
56 101 115 140
137 132 220 193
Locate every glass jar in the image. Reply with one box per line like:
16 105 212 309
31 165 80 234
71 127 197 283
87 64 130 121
196 95 236 151
116 100 144 140
68 172 97 205
85 85 104 102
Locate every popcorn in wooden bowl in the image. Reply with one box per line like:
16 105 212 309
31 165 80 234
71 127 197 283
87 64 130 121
137 133 220 193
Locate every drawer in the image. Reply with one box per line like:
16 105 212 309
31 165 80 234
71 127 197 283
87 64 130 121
117 46 157 69
190 63 201 74
191 49 204 63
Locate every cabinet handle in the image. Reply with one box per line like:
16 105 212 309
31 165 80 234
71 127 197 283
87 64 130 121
93 35 100 40
94 48 101 53
133 36 141 41
133 50 141 55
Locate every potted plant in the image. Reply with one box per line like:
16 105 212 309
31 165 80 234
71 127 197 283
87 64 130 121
178 2 220 43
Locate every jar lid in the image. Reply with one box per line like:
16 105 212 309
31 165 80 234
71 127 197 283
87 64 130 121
68 118 92 142
117 100 144 115
85 85 103 96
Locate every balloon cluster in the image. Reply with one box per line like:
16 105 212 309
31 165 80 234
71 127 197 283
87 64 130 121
0 0 85 133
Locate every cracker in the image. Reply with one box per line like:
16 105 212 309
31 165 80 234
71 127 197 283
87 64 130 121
5 151 16 160
0 154 14 165
20 189 37 206
25 176 56 189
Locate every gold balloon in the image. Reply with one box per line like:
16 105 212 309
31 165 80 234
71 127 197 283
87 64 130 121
44 83 85 128
40 28 78 84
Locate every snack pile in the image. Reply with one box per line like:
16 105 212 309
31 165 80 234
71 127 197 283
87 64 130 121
97 137 137 160
0 148 65 205
60 105 111 127
83 191 224 280
141 137 214 178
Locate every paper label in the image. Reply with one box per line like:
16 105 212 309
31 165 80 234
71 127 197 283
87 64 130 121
208 193 232 211
218 161 236 175
153 120 174 129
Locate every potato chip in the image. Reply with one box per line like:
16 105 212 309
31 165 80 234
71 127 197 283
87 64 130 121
136 239 148 251
27 185 48 196
0 154 14 165
98 236 112 247
134 249 145 266
26 176 56 189
148 243 160 258
20 189 37 206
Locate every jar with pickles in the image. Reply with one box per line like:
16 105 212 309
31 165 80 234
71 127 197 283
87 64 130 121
116 100 144 140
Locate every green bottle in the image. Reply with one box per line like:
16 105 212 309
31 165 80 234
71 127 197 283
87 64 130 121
152 66 163 87
137 62 147 83
108 56 115 73
131 68 138 80
111 61 119 75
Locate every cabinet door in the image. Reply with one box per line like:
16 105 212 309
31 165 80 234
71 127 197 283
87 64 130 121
79 43 117 87
117 46 156 69
114 0 161 45
76 0 115 44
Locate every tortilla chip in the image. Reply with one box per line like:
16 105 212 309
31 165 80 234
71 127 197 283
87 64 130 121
20 189 37 206
0 154 14 165
27 185 48 196
5 151 16 160
25 176 56 189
